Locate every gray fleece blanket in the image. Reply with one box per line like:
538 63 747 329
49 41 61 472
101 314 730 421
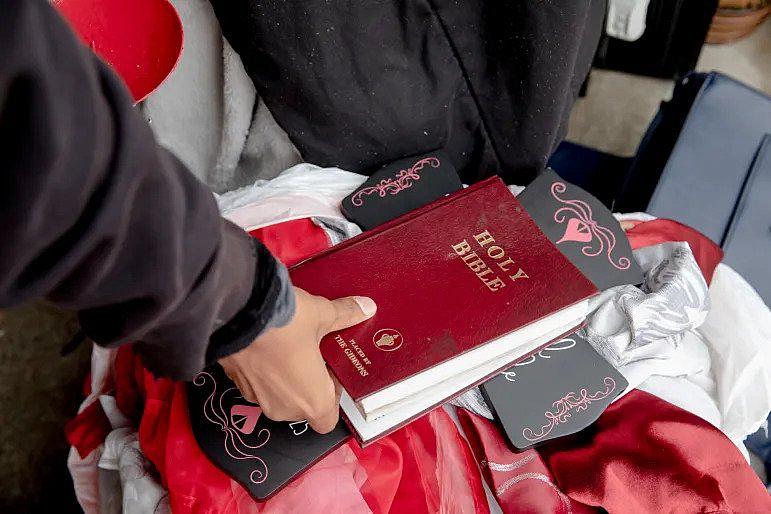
141 0 301 193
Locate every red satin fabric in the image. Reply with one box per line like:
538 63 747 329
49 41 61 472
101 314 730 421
458 390 771 513
538 389 771 512
453 216 768 513
247 219 332 267
65 400 113 459
458 408 597 514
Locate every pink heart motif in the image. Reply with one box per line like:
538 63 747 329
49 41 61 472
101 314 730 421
556 217 593 245
230 404 262 435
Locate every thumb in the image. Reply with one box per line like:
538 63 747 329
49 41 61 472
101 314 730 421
325 296 377 334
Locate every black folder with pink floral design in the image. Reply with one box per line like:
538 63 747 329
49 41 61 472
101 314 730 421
481 332 627 450
482 169 637 450
187 364 350 501
517 168 643 290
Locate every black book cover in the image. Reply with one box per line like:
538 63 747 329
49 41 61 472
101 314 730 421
481 332 627 450
518 168 644 290
187 365 351 501
341 150 462 230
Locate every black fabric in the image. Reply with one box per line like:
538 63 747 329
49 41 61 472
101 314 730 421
0 0 286 380
210 0 606 185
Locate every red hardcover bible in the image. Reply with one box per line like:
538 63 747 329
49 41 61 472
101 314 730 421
289 177 597 444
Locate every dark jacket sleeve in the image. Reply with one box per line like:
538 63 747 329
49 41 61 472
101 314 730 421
0 0 294 380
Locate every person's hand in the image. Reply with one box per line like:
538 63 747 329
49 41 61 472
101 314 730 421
219 287 376 434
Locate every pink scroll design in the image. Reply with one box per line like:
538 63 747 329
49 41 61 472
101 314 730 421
521 377 617 442
193 372 271 484
494 473 573 513
350 157 441 206
550 182 631 270
500 337 577 382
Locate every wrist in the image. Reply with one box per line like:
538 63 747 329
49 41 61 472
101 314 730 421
206 240 296 363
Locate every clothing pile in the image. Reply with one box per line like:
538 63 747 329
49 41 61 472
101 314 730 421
65 165 771 513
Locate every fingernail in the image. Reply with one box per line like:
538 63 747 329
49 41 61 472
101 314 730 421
353 296 377 317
